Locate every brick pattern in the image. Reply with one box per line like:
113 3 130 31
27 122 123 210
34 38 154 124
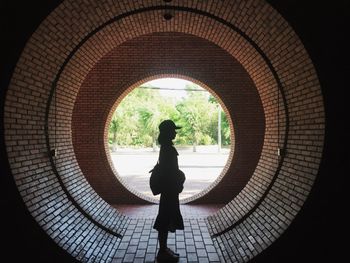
72 32 265 205
3 0 324 262
113 218 222 263
113 204 224 219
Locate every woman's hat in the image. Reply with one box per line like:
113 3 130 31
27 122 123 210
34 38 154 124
159 120 181 131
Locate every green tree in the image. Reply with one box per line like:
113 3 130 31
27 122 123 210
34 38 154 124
176 84 217 151
208 95 231 146
108 81 231 149
137 86 179 149
109 112 120 151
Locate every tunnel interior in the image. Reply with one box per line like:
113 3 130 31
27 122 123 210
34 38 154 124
101 74 235 205
71 31 266 205
1 0 342 262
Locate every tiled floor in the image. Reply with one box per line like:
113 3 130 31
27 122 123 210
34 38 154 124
114 204 223 219
111 204 224 262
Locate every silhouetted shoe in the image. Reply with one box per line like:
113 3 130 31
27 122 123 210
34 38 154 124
157 249 179 262
166 247 180 257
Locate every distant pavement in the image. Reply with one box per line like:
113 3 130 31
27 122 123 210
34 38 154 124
109 146 230 201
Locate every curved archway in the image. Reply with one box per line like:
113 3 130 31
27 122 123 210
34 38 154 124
103 75 236 204
3 1 324 262
71 32 265 206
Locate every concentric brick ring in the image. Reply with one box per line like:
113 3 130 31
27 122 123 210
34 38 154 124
4 1 324 262
72 33 265 206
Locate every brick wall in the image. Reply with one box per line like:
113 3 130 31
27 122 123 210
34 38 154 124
3 0 324 262
72 32 265 205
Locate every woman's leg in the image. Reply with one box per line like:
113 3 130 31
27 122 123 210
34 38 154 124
157 230 179 261
158 230 168 251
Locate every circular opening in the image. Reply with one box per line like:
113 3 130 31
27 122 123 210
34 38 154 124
106 77 234 203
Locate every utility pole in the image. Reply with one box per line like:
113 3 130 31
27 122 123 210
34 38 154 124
218 106 222 153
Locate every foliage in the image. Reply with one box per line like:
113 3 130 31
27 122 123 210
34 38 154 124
108 82 231 148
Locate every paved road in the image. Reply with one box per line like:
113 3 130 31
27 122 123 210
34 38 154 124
110 147 230 200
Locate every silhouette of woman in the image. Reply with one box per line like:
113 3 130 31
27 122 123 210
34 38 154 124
154 120 185 262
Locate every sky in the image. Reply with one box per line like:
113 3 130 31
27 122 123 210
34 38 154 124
143 77 204 101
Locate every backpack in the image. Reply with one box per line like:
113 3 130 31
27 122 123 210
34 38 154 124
149 161 162 195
